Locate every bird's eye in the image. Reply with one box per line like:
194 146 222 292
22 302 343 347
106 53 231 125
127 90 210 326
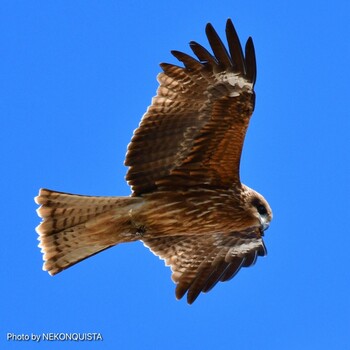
257 204 267 216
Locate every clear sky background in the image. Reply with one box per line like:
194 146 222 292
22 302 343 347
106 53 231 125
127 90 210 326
1 1 349 349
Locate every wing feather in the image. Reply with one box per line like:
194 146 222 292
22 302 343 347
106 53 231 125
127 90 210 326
245 37 257 85
226 18 246 74
189 41 218 66
205 22 232 68
171 50 204 71
142 228 265 304
125 19 257 195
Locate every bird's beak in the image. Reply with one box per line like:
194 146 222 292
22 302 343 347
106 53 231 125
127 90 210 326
260 216 270 231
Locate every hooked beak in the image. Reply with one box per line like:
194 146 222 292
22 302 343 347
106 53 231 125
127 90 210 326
260 216 270 231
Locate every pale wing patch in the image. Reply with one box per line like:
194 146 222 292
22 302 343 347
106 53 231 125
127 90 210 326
215 72 254 97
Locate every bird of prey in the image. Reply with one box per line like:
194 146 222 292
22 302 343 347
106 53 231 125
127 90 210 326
35 19 272 304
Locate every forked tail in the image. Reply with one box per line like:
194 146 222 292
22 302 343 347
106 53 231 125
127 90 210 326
35 188 141 275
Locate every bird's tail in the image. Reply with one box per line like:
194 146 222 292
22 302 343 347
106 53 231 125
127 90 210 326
35 188 142 275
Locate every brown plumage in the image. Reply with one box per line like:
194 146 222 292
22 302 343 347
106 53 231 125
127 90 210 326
35 19 272 304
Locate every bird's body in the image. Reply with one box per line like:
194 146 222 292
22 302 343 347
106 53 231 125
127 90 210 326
35 19 272 304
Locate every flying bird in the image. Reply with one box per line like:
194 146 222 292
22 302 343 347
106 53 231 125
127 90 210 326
35 19 272 304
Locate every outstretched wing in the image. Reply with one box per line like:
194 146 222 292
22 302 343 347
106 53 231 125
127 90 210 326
125 19 257 195
142 229 266 304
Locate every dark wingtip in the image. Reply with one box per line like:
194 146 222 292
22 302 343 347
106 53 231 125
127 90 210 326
205 21 232 68
245 37 257 85
175 282 190 301
225 18 245 74
190 40 217 66
173 19 256 86
205 22 214 33
208 19 256 84
187 292 199 305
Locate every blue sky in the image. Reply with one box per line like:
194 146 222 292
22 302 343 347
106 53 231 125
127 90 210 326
1 1 349 349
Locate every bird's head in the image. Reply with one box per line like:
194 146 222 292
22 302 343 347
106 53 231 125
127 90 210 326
242 185 273 233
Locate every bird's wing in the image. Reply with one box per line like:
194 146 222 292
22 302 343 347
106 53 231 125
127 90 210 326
142 229 266 304
125 19 256 195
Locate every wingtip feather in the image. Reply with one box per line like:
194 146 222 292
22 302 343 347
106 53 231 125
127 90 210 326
245 37 257 85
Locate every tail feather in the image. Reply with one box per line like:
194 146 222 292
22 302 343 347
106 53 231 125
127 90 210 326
35 188 141 275
36 189 131 234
